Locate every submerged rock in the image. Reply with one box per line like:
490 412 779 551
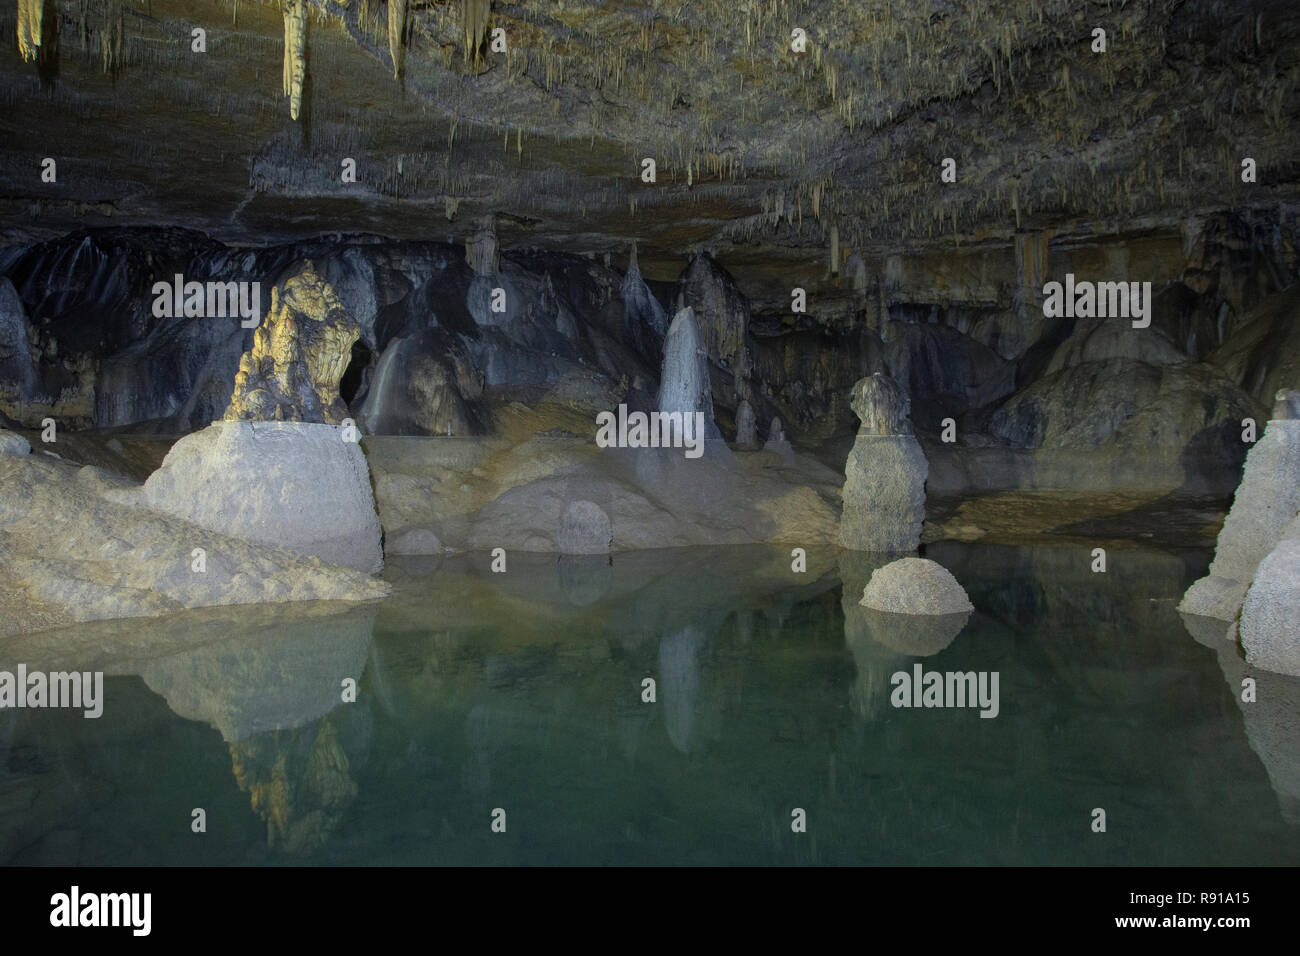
121 420 384 573
224 262 360 425
839 373 928 552
1180 419 1300 621
861 557 974 615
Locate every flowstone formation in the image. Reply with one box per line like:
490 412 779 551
224 262 360 425
657 307 721 442
839 373 928 552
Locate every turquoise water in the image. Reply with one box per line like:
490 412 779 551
1 542 1297 866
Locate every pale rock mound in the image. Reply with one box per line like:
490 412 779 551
224 262 359 425
0 453 387 632
0 429 30 456
118 421 383 573
861 558 974 615
1239 515 1300 676
1180 419 1300 620
557 500 613 555
839 373 928 552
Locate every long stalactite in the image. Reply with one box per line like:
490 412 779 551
282 0 306 121
388 0 407 79
462 0 489 70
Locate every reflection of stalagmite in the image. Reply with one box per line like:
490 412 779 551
658 625 706 754
388 0 407 79
17 0 42 62
1182 612 1300 824
282 0 306 121
229 713 362 854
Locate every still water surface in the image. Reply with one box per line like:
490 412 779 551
1 542 1297 865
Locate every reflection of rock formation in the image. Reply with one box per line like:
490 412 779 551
1182 611 1300 824
139 607 375 854
230 711 364 854
556 554 612 606
840 553 971 716
138 609 374 741
658 625 708 754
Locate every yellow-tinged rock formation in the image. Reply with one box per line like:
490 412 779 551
224 262 359 424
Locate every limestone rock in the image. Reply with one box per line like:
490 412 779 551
861 558 974 615
557 500 613 555
121 420 384 573
1239 516 1300 676
1275 389 1300 420
224 263 360 425
621 244 667 362
0 452 387 632
839 374 928 552
0 429 30 456
357 328 485 436
1180 420 1300 620
385 527 442 555
735 399 758 449
657 307 721 441
0 278 36 405
465 215 499 277
850 373 914 435
671 251 752 382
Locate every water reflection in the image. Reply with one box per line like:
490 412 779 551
1 543 1298 865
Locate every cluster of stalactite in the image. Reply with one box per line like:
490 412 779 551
282 0 307 121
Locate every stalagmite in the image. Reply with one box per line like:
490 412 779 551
283 0 307 121
388 0 407 79
17 0 42 62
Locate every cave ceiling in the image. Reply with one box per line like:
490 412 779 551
2 0 1298 284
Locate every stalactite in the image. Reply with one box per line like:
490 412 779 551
17 0 42 62
283 0 307 121
388 0 407 79
462 0 490 70
102 1 124 77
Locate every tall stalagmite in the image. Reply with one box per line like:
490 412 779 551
283 0 307 121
